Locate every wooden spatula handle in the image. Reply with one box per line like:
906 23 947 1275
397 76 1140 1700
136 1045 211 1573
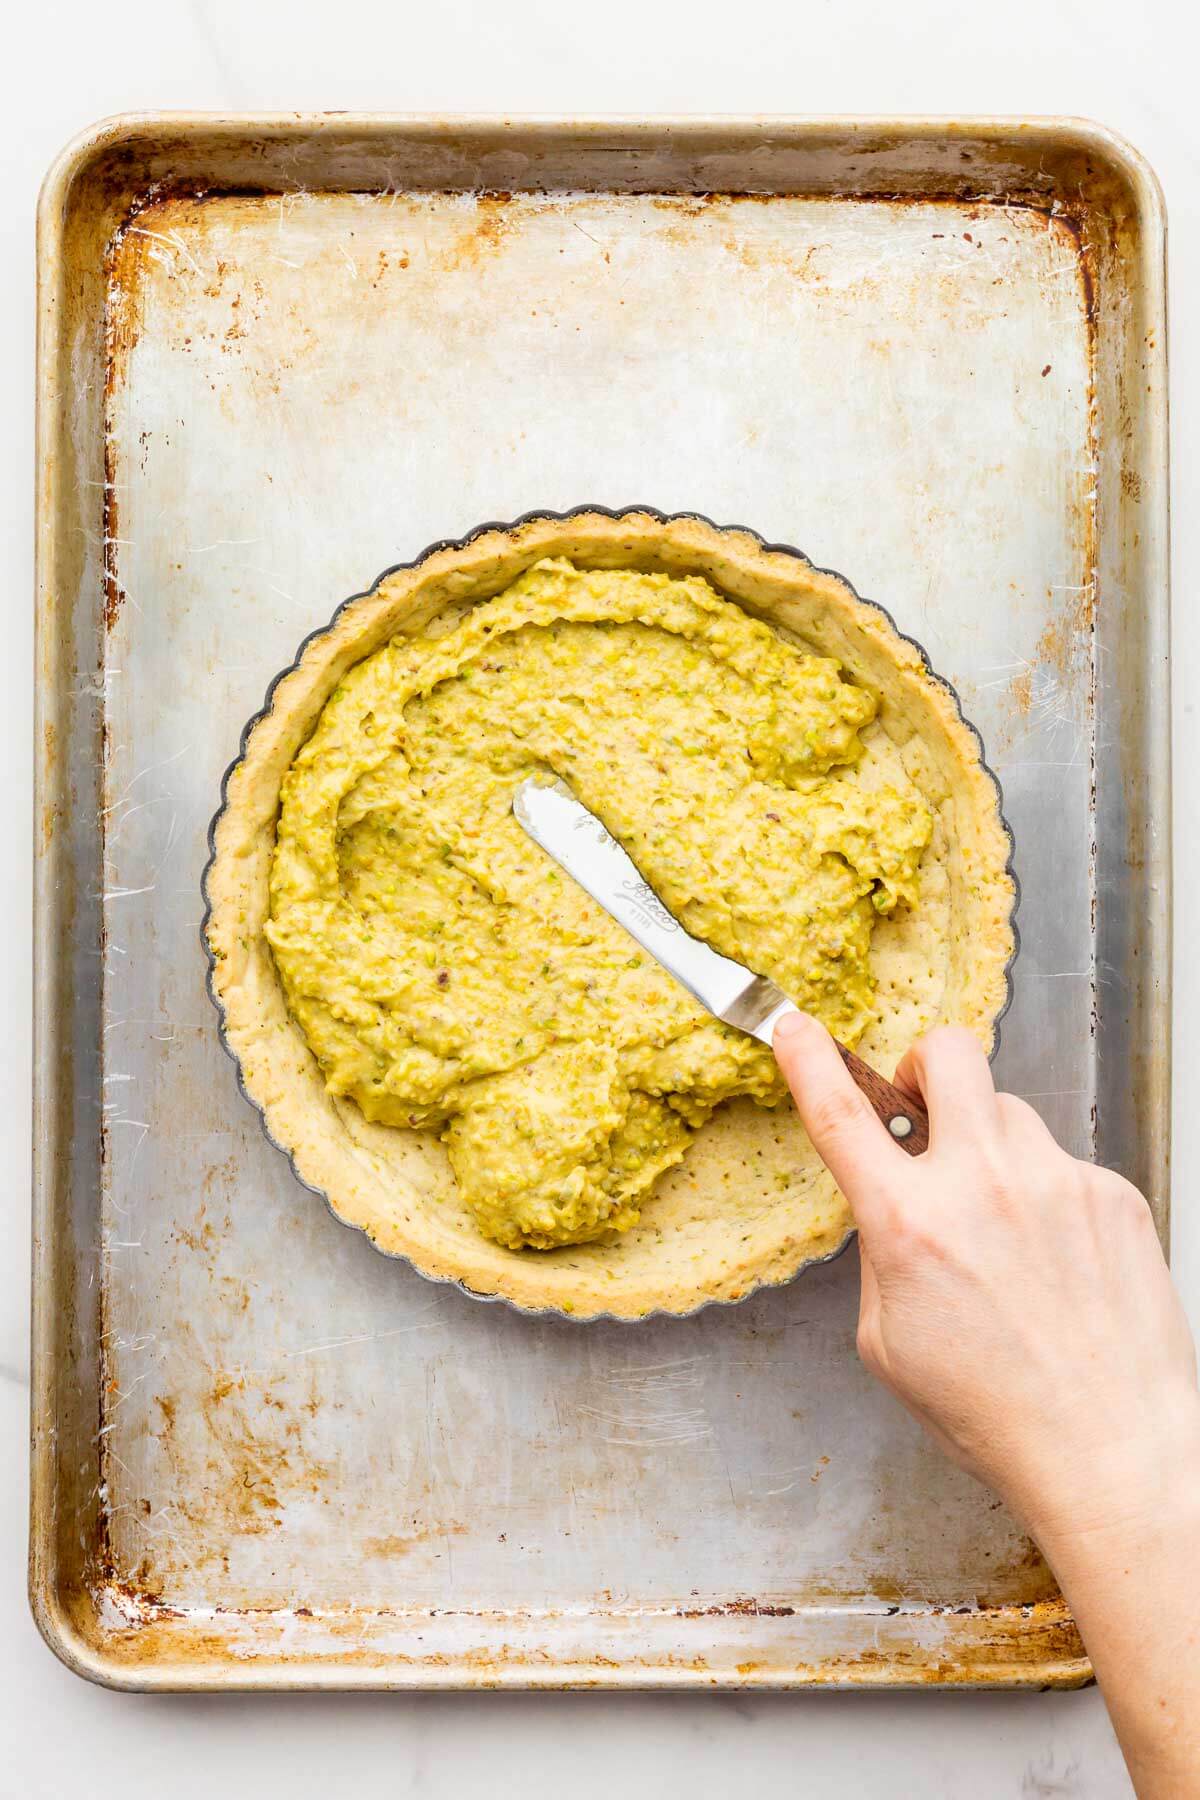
836 1043 930 1157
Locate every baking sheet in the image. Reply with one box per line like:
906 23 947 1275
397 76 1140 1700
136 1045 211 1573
32 115 1168 1688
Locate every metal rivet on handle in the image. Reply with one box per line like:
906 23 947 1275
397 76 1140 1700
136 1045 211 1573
888 1115 913 1140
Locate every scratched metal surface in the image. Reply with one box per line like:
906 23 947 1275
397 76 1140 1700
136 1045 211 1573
32 118 1168 1687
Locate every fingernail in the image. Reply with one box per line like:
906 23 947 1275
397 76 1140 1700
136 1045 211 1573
773 1010 813 1043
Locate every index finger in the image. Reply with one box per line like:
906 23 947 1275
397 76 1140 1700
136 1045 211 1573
892 1026 1000 1150
773 1011 905 1218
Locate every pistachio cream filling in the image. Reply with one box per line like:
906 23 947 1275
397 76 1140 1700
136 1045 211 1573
266 560 930 1249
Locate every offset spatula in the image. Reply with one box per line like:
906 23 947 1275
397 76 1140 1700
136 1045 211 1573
513 777 929 1156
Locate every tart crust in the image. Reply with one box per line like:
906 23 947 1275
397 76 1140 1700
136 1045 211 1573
203 509 1016 1320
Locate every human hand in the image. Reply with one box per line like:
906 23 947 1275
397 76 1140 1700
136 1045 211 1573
771 1012 1200 1554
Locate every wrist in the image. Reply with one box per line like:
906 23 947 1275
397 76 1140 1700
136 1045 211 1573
1019 1389 1200 1578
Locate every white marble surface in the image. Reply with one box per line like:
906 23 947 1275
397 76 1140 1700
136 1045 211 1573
5 1 1198 1793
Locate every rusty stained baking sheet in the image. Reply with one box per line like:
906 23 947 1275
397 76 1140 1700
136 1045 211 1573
32 116 1168 1688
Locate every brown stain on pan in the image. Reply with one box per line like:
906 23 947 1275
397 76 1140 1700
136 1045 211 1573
678 1597 796 1619
1010 667 1034 715
60 1583 1088 1686
101 218 154 629
138 1348 333 1580
425 190 518 271
363 1523 468 1558
1035 577 1097 680
39 720 63 850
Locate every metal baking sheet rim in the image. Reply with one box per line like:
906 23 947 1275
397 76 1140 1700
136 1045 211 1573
23 1610 1095 1696
31 113 1170 1693
198 502 1021 1324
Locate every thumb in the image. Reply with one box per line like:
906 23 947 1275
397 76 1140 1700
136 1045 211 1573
773 1010 901 1221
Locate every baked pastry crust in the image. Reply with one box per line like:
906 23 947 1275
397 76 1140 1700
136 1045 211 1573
203 509 1017 1319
